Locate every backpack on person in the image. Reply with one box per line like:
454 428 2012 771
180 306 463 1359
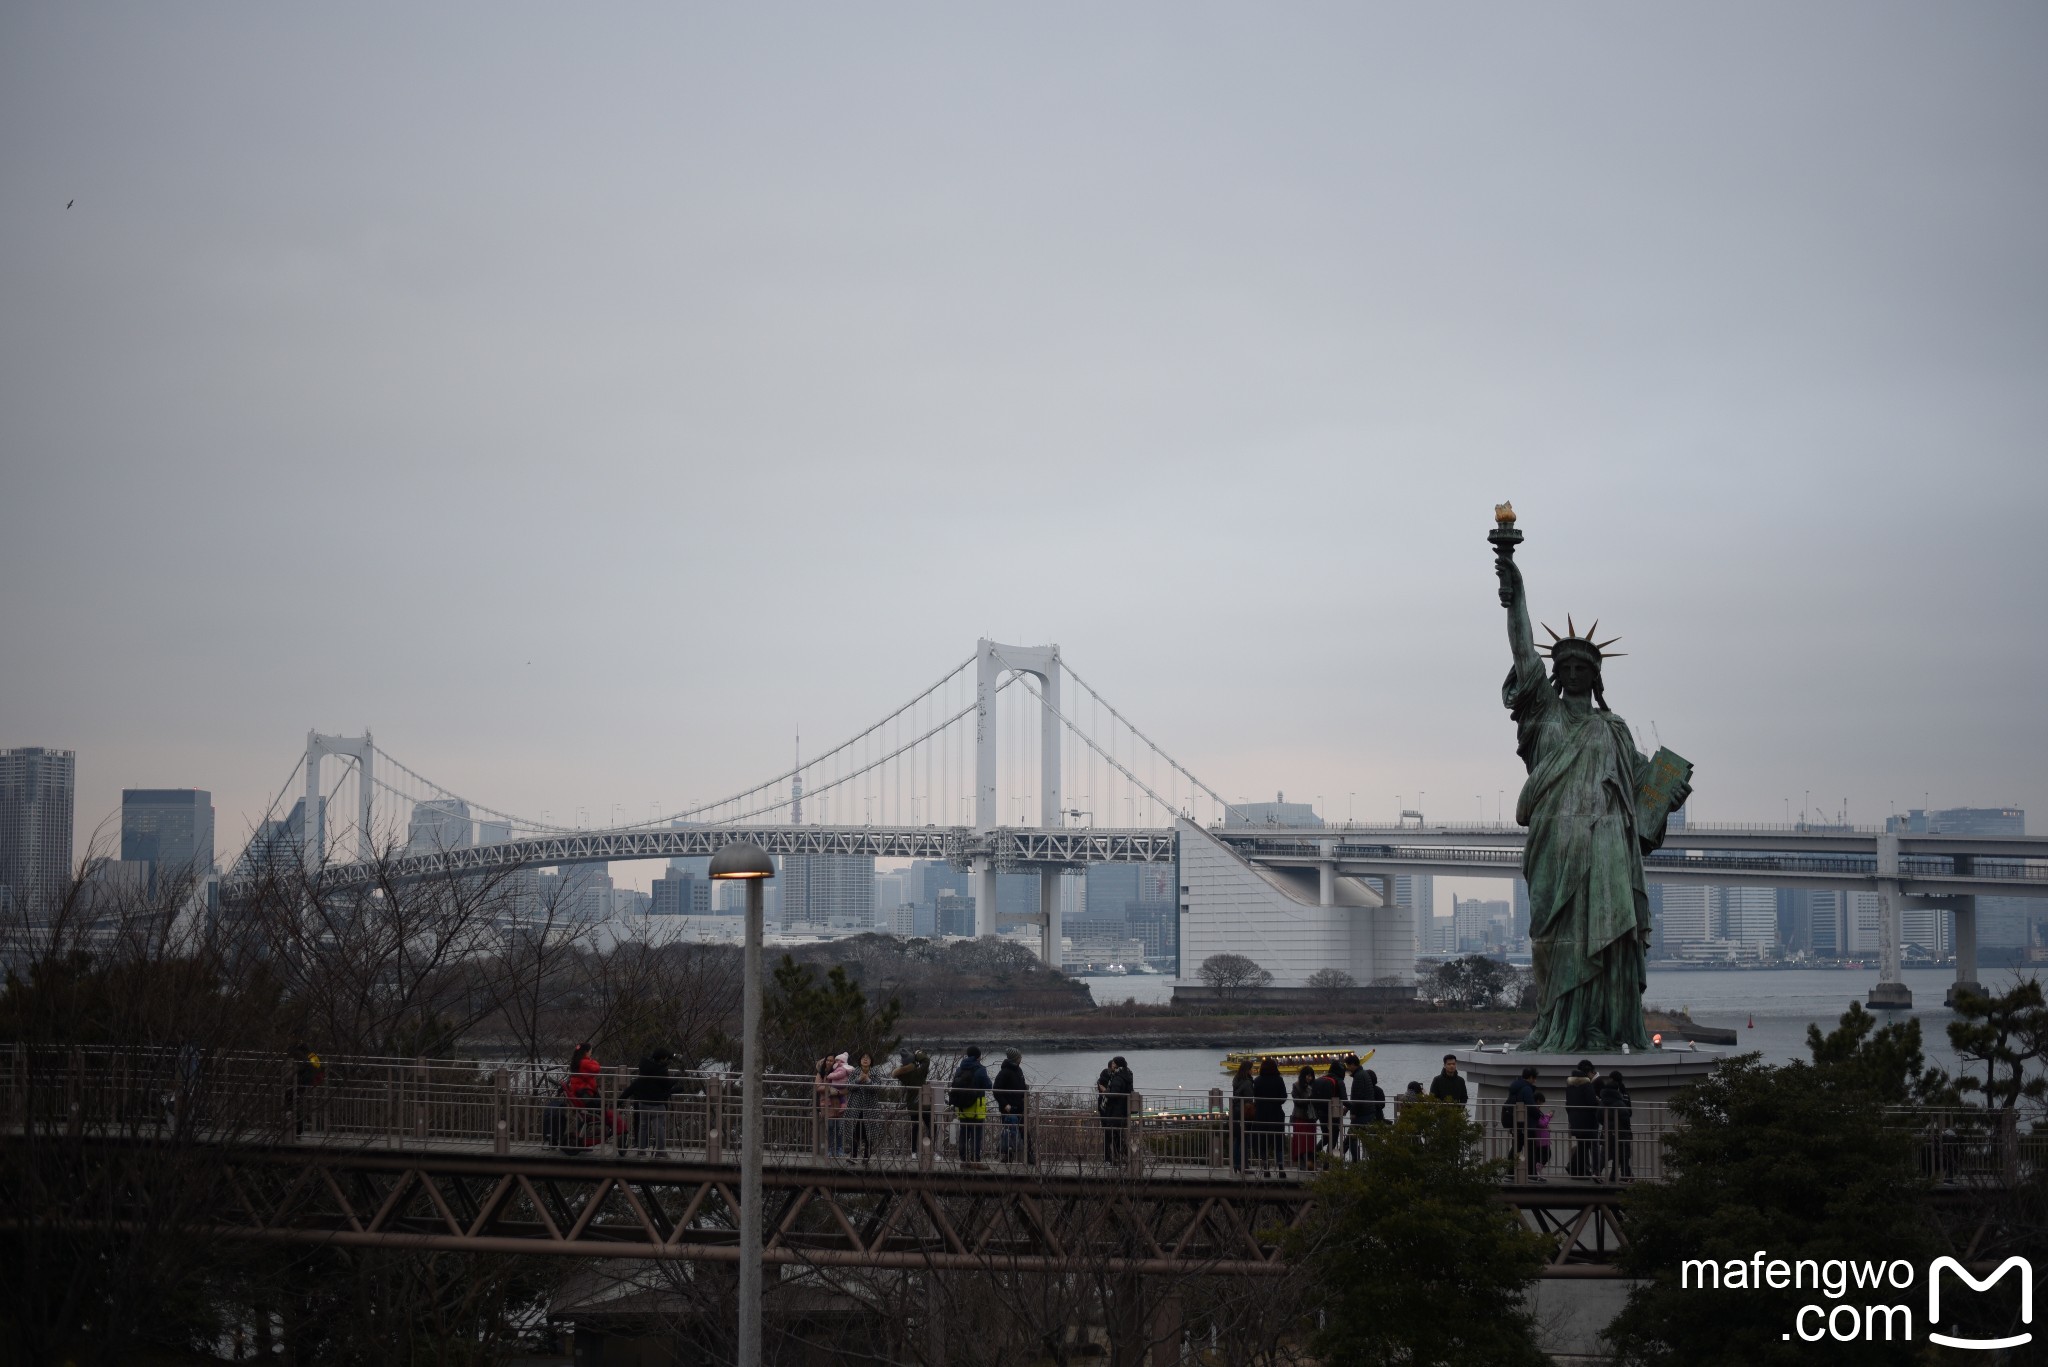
948 1061 982 1111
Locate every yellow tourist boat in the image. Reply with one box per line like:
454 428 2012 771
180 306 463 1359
1218 1046 1374 1075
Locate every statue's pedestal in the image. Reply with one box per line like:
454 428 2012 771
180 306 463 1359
1458 1050 1722 1113
1867 980 1913 1010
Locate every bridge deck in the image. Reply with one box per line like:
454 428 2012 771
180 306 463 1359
13 1047 2030 1279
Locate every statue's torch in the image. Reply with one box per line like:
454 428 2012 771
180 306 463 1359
1489 501 1523 558
1490 502 1522 608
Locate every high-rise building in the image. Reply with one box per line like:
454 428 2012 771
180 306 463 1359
935 891 976 938
1393 873 1435 954
782 853 875 931
1894 807 2023 836
874 871 908 929
1 747 75 917
1808 891 1846 957
1222 794 1323 829
1657 886 1713 945
536 862 613 920
120 788 214 897
1424 914 1457 956
407 799 474 855
903 859 969 937
1511 878 1531 945
1849 891 1882 955
1718 887 1778 948
1452 897 1511 953
233 796 323 880
1776 888 1812 956
651 870 712 916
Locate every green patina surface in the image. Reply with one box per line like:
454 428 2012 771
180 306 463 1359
1493 519 1690 1054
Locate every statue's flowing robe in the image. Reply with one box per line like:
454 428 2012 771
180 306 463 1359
1504 654 1671 1053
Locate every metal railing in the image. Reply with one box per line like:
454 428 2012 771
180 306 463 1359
1476 1100 1678 1184
10 1045 2038 1188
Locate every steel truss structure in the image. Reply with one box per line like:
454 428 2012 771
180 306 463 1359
16 1139 1676 1278
235 823 2046 904
225 824 1180 900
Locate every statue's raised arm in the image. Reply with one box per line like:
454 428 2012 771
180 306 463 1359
1491 503 1541 678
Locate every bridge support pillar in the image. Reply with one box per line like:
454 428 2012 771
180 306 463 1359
1040 869 1063 966
1318 840 1336 907
1948 867 1979 1007
1868 834 1912 1010
972 857 998 938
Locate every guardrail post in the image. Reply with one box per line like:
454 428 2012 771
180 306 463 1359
493 1068 510 1155
282 1058 296 1141
606 1064 622 1156
1024 1090 1035 1168
386 1065 398 1148
706 1075 723 1163
1208 1087 1224 1169
1128 1091 1144 1175
812 1076 824 1159
919 1082 935 1173
413 1058 429 1143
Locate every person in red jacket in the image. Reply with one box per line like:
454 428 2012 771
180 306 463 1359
564 1047 602 1106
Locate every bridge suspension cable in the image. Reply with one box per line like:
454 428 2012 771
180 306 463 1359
370 743 565 835
706 677 1013 826
1015 674 1217 826
1054 662 1243 824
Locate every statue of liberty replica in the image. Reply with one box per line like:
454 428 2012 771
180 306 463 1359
1491 504 1693 1054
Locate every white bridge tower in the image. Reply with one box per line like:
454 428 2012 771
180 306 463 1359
304 731 374 872
972 639 1064 963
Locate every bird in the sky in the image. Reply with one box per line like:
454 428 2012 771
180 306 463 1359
66 200 73 209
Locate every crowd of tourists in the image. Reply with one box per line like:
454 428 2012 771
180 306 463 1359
1499 1057 1634 1182
1227 1052 1388 1174
524 1043 1633 1179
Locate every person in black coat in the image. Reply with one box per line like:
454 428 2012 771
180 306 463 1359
1564 1060 1603 1178
1251 1058 1288 1174
993 1048 1030 1163
1315 1062 1346 1154
1598 1070 1633 1179
1427 1054 1469 1106
621 1049 678 1156
1229 1059 1256 1171
1095 1056 1135 1163
1344 1059 1385 1159
1504 1066 1539 1179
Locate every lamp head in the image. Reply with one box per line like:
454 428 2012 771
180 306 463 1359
709 840 775 880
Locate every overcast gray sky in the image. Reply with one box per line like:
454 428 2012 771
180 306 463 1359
4 4 2044 882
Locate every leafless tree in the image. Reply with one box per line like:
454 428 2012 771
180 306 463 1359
1198 952 1273 995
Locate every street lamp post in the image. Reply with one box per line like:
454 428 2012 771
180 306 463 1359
710 840 775 1367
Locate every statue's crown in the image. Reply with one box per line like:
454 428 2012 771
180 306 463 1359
1538 616 1625 661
